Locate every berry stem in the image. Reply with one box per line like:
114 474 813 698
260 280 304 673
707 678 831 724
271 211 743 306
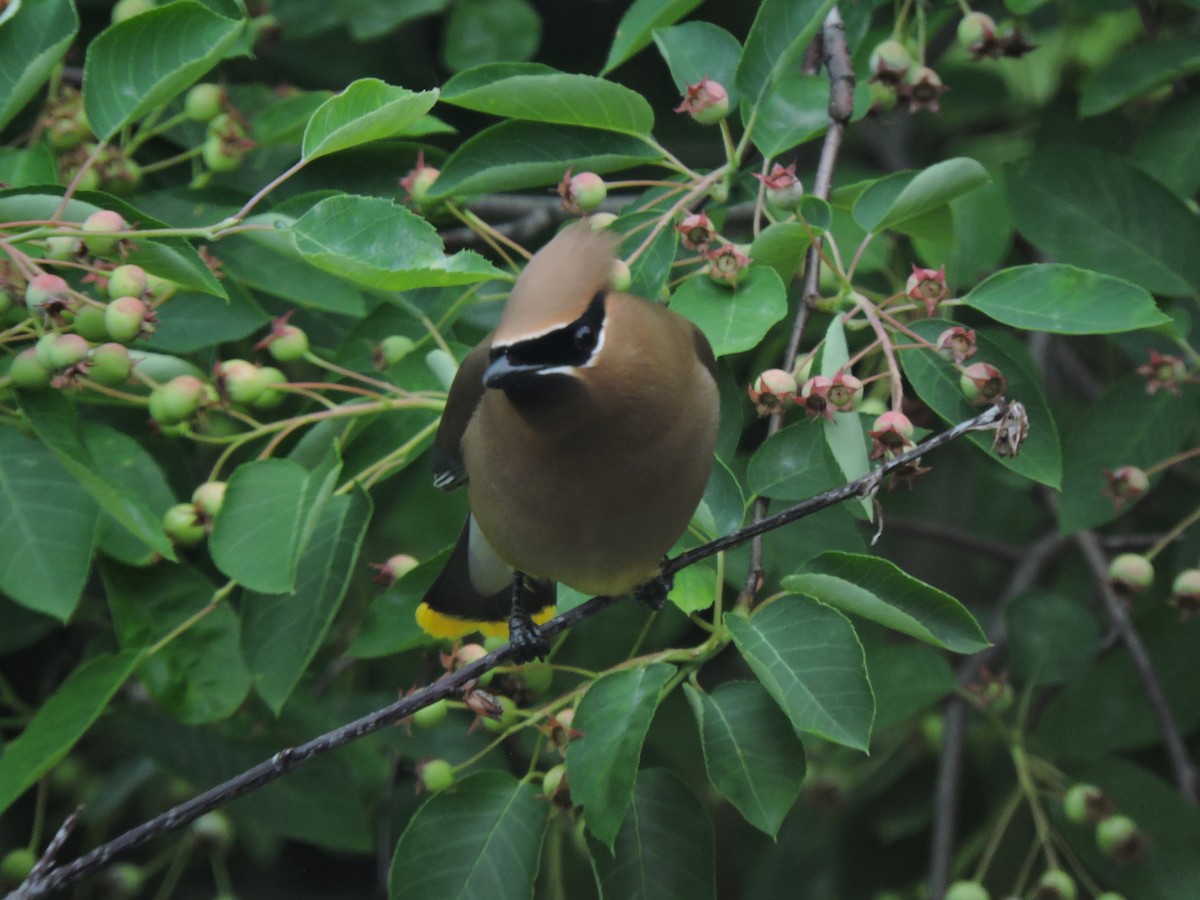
138 145 204 175
125 111 190 154
626 165 729 266
1144 442 1200 475
1143 504 1200 561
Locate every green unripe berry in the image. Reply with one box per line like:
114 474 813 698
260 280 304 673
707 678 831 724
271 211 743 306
49 333 89 368
420 759 455 792
184 84 224 122
150 375 206 424
1096 893 1128 900
97 862 144 899
957 12 997 53
48 115 90 151
516 663 553 696
89 343 132 385
144 273 178 302
542 763 566 799
105 296 147 344
379 335 415 366
107 265 148 300
944 881 990 900
43 235 81 260
1034 869 1075 900
251 366 287 409
163 502 206 546
34 333 59 369
481 695 520 733
1095 814 1143 859
81 210 127 256
192 811 233 850
191 481 227 518
202 135 244 173
73 304 109 341
219 359 265 405
568 172 607 213
268 324 309 363
1063 783 1109 825
411 698 449 730
1 848 36 884
869 39 912 80
11 348 51 389
1107 553 1154 594
610 259 632 292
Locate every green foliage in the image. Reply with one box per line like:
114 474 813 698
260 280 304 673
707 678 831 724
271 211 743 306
1 1 1199 898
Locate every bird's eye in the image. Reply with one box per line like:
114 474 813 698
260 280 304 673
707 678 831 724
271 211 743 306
574 324 598 352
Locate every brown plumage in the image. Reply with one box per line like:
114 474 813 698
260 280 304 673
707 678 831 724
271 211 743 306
418 222 719 647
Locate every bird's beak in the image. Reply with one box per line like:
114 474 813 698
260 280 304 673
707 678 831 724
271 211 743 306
482 352 544 389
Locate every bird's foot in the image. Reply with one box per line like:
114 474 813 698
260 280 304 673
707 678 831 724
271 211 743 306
507 610 548 662
634 571 673 611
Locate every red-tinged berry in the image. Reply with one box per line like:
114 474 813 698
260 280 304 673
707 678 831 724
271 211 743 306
676 211 715 250
906 264 948 316
1034 870 1076 900
25 274 71 311
869 39 912 85
1101 465 1149 511
88 343 132 385
191 481 227 519
827 370 863 412
266 324 309 363
105 296 147 344
936 326 976 363
902 66 948 114
869 410 916 459
185 83 224 122
1095 814 1147 862
81 210 127 256
218 359 265 405
11 348 51 389
371 553 419 585
411 698 449 730
163 502 206 547
944 881 989 900
1063 783 1116 826
400 151 440 207
957 12 999 59
378 335 415 367
150 375 207 424
675 77 729 125
420 758 455 792
799 375 834 421
1107 553 1154 595
1 848 36 885
754 162 804 211
481 695 520 732
960 362 1005 405
107 264 148 300
706 243 751 286
192 811 233 851
610 259 632 292
1136 349 1192 395
49 333 90 369
749 368 798 416
251 366 287 408
1170 568 1200 620
457 643 488 667
561 171 607 214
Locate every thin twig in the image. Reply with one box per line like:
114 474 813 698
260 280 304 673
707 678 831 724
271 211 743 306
9 402 1008 900
1074 530 1198 803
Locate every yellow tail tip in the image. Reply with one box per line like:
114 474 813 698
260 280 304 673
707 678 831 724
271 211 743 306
415 602 557 640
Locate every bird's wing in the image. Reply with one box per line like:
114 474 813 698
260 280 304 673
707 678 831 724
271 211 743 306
431 336 492 491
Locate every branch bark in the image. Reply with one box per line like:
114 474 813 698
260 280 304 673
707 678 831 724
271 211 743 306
9 401 1009 900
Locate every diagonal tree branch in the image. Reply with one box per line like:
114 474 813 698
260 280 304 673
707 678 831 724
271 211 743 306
8 401 1010 900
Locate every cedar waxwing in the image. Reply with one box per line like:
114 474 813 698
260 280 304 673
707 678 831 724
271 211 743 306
417 222 719 657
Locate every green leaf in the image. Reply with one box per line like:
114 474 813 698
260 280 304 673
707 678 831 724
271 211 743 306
0 651 142 816
289 195 505 290
442 63 654 136
736 0 836 121
667 564 717 614
221 224 366 315
653 22 741 106
142 283 270 354
912 178 1012 286
749 222 811 284
784 552 989 654
747 72 836 159
428 121 662 198
388 771 549 900
695 456 744 541
615 205 678 299
1006 145 1200 296
1080 38 1200 118
441 0 540 74
242 490 372 714
301 79 438 161
963 264 1168 334
349 554 448 658
854 158 990 234
684 682 806 837
83 1 245 140
602 0 704 74
346 0 451 40
101 562 250 724
208 457 340 594
1006 591 1100 687
0 0 78 132
589 769 716 899
899 320 1062 488
0 146 57 187
87 424 176 567
20 392 174 561
668 267 787 358
867 645 956 732
727 596 873 751
565 663 675 848
1058 378 1198 533
817 317 872 518
0 429 98 620
747 422 835 502
1134 94 1200 199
